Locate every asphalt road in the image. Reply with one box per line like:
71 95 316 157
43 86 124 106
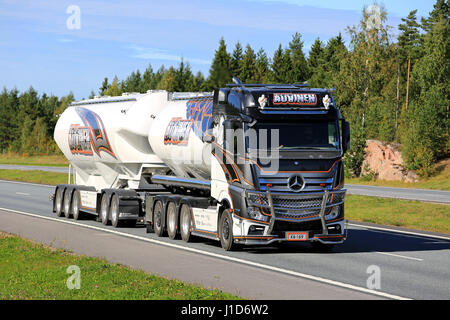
0 179 449 300
346 184 450 204
2 164 449 204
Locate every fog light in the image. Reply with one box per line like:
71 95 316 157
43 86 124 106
248 225 265 235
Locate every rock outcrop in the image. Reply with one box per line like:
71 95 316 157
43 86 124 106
361 140 419 182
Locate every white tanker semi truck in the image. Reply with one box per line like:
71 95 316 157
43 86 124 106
52 78 350 251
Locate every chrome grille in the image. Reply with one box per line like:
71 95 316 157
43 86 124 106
258 174 333 192
246 189 346 221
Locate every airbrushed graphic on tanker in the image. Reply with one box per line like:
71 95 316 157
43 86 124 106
68 107 117 159
163 98 213 147
164 118 193 146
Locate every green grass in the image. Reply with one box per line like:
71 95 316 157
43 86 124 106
0 169 68 185
0 154 68 167
347 159 450 191
345 195 450 234
0 232 240 300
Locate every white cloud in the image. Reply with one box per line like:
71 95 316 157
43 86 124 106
128 45 211 66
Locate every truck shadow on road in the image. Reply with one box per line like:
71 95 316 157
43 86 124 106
241 229 450 255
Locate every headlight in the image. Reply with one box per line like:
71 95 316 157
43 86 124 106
247 207 270 222
325 206 340 220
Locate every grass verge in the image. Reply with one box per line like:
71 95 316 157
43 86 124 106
0 154 68 167
0 232 240 300
347 159 450 191
345 195 450 234
0 169 68 185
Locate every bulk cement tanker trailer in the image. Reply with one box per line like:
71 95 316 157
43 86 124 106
53 78 350 251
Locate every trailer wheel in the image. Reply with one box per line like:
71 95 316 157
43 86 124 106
166 201 178 240
100 193 110 225
55 187 63 217
180 203 192 242
219 210 238 251
63 189 72 218
153 200 165 237
110 194 124 228
71 190 82 220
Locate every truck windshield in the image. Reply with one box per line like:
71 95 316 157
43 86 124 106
250 121 340 151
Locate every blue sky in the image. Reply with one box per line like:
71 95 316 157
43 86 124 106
0 0 437 99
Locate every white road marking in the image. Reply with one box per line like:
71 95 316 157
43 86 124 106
15 192 30 196
373 251 424 262
0 207 410 300
348 222 450 241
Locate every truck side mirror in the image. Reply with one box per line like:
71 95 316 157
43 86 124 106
342 120 351 153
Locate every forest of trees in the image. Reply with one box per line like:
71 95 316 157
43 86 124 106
0 1 448 177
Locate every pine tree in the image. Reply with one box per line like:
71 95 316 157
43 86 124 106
255 48 269 84
141 64 154 92
158 67 177 92
104 76 120 96
230 42 243 79
270 44 288 83
151 65 166 90
307 38 326 87
206 38 231 90
240 44 257 83
100 77 109 96
175 59 195 92
287 32 309 83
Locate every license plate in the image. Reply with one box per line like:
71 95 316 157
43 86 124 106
286 232 308 241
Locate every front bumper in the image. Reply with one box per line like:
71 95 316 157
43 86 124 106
238 189 347 245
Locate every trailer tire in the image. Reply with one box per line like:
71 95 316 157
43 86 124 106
110 194 124 228
219 210 238 251
153 200 165 237
180 203 192 242
166 201 178 240
55 187 64 217
71 190 82 220
63 189 72 218
100 193 110 225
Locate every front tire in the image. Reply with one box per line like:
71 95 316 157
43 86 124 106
219 210 238 251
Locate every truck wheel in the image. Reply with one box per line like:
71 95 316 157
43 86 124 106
180 203 192 242
55 187 63 217
153 200 165 237
100 193 110 225
110 194 124 228
71 190 82 220
219 210 238 251
166 201 178 240
63 189 72 218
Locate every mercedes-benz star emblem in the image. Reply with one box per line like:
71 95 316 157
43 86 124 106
287 174 305 192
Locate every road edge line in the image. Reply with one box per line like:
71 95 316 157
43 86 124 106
0 207 411 300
